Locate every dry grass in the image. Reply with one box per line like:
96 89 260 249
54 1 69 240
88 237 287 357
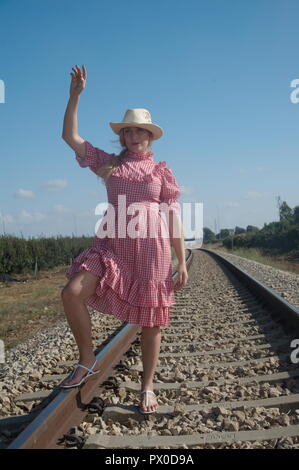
204 243 299 275
0 265 69 351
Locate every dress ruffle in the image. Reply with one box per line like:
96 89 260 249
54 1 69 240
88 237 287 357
65 242 175 327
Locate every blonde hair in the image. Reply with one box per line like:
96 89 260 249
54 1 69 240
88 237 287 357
96 127 153 185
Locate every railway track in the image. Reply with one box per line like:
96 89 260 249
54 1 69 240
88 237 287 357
3 248 299 449
2 249 193 449
207 250 299 309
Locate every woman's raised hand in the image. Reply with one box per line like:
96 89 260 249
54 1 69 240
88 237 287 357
69 65 87 97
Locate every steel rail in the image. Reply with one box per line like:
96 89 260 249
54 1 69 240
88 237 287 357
199 248 299 334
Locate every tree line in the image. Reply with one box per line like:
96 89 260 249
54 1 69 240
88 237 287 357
204 201 299 256
0 235 93 275
1 200 298 276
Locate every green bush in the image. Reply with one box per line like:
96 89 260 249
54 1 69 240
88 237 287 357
0 234 93 275
222 202 299 254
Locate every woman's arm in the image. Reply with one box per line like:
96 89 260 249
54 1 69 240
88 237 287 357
167 211 189 290
62 65 87 157
168 211 186 265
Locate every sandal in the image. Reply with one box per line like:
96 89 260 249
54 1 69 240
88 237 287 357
138 389 158 414
60 359 101 389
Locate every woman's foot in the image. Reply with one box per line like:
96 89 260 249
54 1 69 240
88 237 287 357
61 355 100 388
139 389 158 413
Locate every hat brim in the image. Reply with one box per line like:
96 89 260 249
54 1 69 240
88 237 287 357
109 122 163 140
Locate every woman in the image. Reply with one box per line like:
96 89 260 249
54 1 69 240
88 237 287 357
60 65 188 413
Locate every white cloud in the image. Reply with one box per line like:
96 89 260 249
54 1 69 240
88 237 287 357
43 179 68 191
243 191 264 200
50 205 93 217
20 210 46 222
180 185 193 195
51 204 71 214
223 202 240 208
14 189 35 199
20 210 31 218
256 167 269 173
77 209 94 217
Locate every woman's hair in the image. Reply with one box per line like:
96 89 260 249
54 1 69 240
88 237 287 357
96 127 153 185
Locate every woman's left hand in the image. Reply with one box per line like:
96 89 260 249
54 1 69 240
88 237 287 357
174 263 188 291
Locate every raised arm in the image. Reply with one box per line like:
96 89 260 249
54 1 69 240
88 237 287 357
62 65 87 158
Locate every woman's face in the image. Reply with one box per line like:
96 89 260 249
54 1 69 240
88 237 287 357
123 127 151 153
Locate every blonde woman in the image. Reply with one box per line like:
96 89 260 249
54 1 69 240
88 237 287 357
60 65 188 413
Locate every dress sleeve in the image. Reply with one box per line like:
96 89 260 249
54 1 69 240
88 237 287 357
75 140 114 175
159 166 181 216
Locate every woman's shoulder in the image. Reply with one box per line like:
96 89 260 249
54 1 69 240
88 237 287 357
74 140 115 173
153 160 175 179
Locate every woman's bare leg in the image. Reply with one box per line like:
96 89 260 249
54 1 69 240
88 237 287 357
60 269 100 386
140 326 161 412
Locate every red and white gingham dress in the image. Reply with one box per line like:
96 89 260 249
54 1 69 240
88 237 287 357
66 140 181 327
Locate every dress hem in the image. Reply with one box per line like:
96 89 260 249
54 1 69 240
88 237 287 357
65 264 173 328
66 245 176 308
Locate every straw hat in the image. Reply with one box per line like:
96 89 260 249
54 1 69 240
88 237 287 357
109 108 164 141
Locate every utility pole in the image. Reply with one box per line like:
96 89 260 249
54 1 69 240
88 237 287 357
217 206 221 240
229 228 235 250
0 211 6 235
276 195 282 221
73 214 78 237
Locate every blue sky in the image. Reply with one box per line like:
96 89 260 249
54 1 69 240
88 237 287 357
0 0 298 239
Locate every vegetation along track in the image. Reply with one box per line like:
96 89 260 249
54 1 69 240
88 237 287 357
3 248 299 449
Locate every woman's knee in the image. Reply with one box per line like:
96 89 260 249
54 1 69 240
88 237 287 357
61 282 79 301
61 270 99 302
